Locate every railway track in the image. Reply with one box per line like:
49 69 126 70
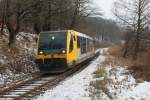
0 55 97 100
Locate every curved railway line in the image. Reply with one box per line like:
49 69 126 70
0 55 98 100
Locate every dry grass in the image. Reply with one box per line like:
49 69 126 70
90 78 113 99
108 46 122 57
90 66 113 99
93 67 107 78
129 51 150 81
104 46 133 68
108 46 150 81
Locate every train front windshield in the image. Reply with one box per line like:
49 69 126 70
38 32 66 54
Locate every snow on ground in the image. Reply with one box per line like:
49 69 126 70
104 67 150 100
35 51 106 100
121 82 150 100
93 62 150 100
35 48 150 100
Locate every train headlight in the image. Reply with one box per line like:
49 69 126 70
39 51 43 54
52 36 55 40
62 50 66 54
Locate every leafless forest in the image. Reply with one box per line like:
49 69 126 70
0 0 120 47
0 0 150 82
113 0 150 81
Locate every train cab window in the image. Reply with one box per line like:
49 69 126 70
69 35 74 53
73 35 76 41
38 32 66 54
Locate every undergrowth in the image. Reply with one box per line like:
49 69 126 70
90 65 113 100
108 46 150 81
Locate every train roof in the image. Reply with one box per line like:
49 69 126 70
40 30 68 33
40 30 93 40
70 30 93 40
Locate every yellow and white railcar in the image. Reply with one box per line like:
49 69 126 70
35 30 96 73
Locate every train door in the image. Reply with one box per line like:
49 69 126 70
77 36 82 59
66 31 78 66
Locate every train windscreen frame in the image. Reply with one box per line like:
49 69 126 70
38 31 66 54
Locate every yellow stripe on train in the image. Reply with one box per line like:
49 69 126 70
35 54 66 59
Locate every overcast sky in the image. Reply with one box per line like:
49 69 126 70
93 0 116 19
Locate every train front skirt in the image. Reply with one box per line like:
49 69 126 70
35 58 68 73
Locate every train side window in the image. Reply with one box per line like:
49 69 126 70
87 39 90 51
81 37 84 54
69 35 73 53
77 37 81 48
81 37 86 54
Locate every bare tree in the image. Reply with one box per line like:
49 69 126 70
0 0 7 35
0 0 41 47
0 0 102 47
114 0 150 59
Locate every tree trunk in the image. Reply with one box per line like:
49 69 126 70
69 0 79 29
133 32 140 60
4 0 16 47
6 21 17 47
123 40 129 58
1 11 5 35
0 19 4 35
0 0 6 35
8 32 16 47
33 22 40 34
133 0 142 60
47 0 51 31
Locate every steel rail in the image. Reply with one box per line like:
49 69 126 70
0 53 99 100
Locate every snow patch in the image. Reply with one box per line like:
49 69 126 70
35 55 105 100
95 66 150 100
0 31 38 88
